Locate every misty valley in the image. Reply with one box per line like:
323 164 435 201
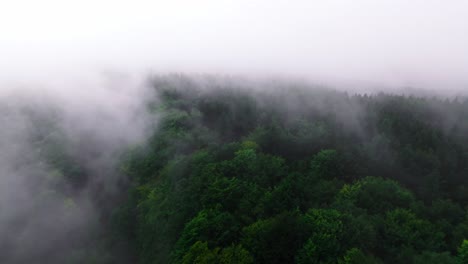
3 75 468 264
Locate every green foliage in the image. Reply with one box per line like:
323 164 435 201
181 241 218 264
310 149 344 180
412 251 457 264
381 209 445 257
107 78 468 263
241 211 309 264
458 240 468 264
21 77 468 263
335 177 414 214
339 248 382 264
296 209 344 263
181 242 253 264
173 208 240 261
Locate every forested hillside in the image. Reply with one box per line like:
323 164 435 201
3 0 468 262
4 76 468 263
108 76 468 263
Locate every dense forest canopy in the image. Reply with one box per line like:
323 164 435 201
2 75 468 263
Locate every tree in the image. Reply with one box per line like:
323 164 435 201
296 209 344 264
334 177 414 215
412 251 456 264
310 149 344 180
458 240 468 264
173 208 240 261
181 242 253 264
241 211 309 264
338 248 382 264
381 209 445 257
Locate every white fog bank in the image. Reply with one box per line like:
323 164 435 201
1 0 468 93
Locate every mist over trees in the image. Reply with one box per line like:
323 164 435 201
2 0 468 263
114 75 468 263
2 74 468 263
0 79 153 263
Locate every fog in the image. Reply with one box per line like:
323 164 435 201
0 73 153 262
1 0 468 262
2 0 468 92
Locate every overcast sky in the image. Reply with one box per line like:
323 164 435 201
1 0 468 91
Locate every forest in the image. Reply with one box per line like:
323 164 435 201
4 75 468 263
113 76 468 263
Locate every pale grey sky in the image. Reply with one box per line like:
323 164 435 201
1 0 468 91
